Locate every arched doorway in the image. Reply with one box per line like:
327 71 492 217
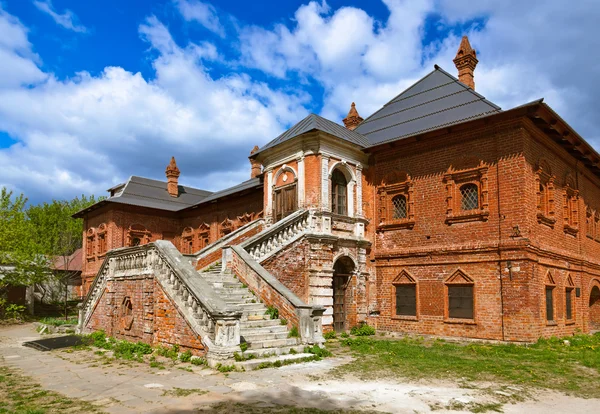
332 257 354 333
590 285 600 332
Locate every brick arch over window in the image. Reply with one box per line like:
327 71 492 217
273 164 298 187
220 218 235 237
444 269 475 321
544 271 556 322
127 224 150 247
197 223 211 250
392 270 418 318
97 223 108 256
86 227 96 258
181 227 194 254
272 164 298 222
563 173 579 236
329 161 356 217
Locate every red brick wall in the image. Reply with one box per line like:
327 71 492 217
81 187 263 295
85 276 205 355
261 238 311 303
230 250 300 328
195 221 265 270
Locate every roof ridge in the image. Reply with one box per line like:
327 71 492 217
361 98 500 137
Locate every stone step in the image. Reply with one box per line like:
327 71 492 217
243 344 305 358
241 319 284 329
246 314 271 321
246 337 299 349
241 325 288 335
242 331 290 342
223 297 256 304
234 353 315 371
236 303 266 311
213 288 251 295
209 281 244 288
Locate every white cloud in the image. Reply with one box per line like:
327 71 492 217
239 0 600 148
2 1 600 205
33 0 88 33
175 0 225 37
0 11 308 202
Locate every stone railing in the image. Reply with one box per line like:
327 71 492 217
224 245 325 345
242 210 311 263
188 218 265 271
78 240 242 365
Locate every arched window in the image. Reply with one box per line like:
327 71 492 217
392 195 407 219
460 184 479 211
331 169 347 215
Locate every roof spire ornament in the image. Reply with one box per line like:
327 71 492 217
343 102 363 130
453 36 478 90
165 156 180 197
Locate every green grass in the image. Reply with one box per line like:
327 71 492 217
0 365 103 413
162 388 208 397
333 333 600 398
38 317 78 326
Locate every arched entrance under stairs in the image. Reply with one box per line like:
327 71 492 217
332 256 355 333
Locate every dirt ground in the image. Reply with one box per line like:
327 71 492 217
0 323 597 413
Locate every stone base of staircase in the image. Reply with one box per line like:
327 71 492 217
201 265 314 370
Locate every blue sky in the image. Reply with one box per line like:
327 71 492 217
0 0 598 204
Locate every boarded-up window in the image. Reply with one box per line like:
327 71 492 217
546 287 554 321
273 183 297 222
395 284 416 316
448 285 473 319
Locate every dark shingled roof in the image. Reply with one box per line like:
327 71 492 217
73 175 263 218
256 113 371 154
356 66 501 146
105 176 212 211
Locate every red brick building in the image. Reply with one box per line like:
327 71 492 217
76 37 600 364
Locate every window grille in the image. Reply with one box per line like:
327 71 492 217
460 184 479 211
392 195 407 219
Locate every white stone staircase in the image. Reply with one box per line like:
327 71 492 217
199 265 314 370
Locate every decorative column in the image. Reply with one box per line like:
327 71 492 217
266 168 273 222
321 154 330 211
297 155 305 208
356 164 363 217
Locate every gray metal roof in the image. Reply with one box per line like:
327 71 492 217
256 113 371 154
107 176 212 211
356 66 501 146
184 177 262 209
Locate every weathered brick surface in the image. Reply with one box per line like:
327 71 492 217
262 238 311 303
86 276 205 354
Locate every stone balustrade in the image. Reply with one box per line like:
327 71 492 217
78 240 242 366
242 209 311 262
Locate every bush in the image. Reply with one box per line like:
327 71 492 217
340 332 349 338
5 304 26 320
304 345 332 359
265 306 279 320
350 322 376 336
190 357 206 366
216 363 235 373
280 318 288 326
288 326 299 338
155 344 180 360
239 342 249 352
323 331 337 340
179 350 192 363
